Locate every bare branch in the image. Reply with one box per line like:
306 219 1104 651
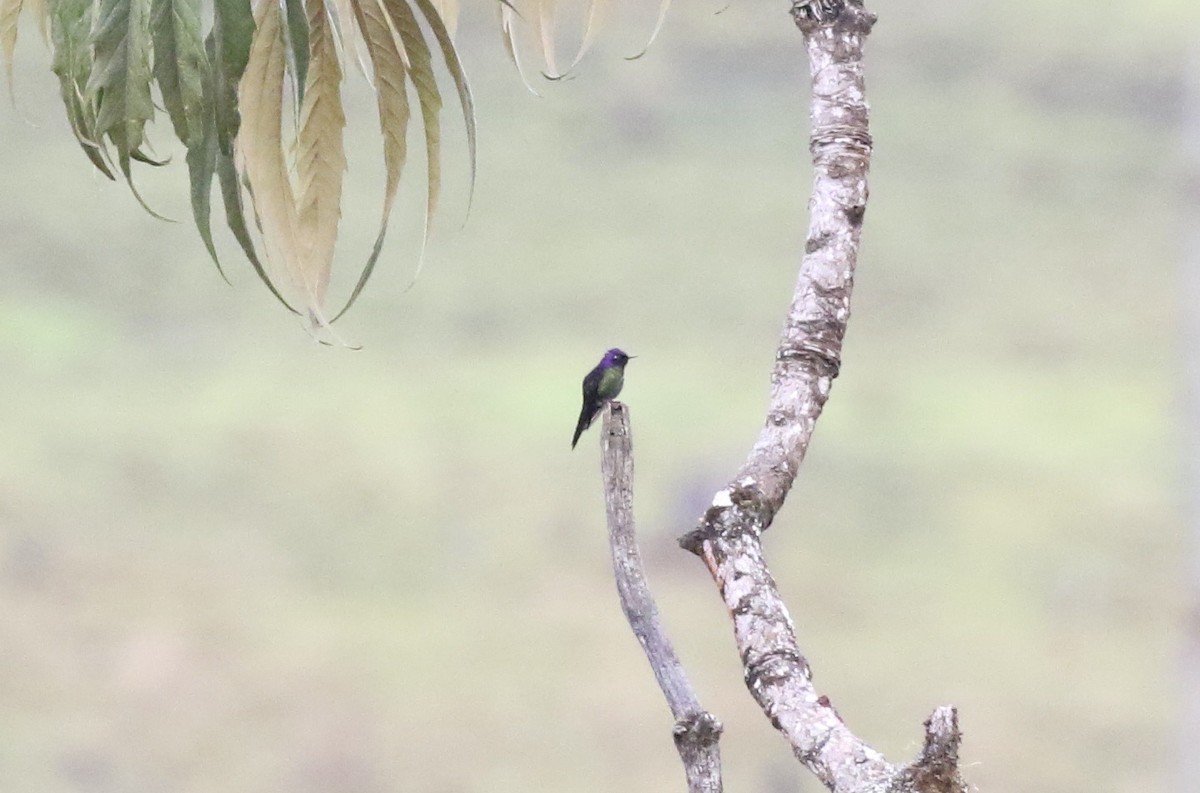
897 707 967 793
677 2 968 791
601 402 723 793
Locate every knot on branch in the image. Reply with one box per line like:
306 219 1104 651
673 711 724 749
745 648 812 693
777 333 842 380
680 483 776 555
791 0 876 34
896 706 967 793
810 126 874 159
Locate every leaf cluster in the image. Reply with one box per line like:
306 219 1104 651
0 0 671 322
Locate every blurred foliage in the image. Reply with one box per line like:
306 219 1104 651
2 0 476 324
0 1 1195 792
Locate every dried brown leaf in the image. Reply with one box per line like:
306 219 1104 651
295 0 346 311
237 0 308 308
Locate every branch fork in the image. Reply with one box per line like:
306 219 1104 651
596 3 968 791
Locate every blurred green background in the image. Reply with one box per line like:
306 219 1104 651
0 1 1193 791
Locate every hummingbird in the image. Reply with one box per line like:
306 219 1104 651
572 348 634 449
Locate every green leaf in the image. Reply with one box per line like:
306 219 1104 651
129 146 168 164
86 0 165 216
86 0 155 163
187 129 224 279
186 35 225 280
49 0 116 178
150 0 206 146
212 0 254 153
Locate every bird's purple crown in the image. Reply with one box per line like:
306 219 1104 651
602 348 629 366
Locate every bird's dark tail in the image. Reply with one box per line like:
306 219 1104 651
571 406 593 449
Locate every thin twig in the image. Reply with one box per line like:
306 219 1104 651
600 402 723 793
677 2 968 791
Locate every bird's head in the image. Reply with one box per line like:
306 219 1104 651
605 348 634 367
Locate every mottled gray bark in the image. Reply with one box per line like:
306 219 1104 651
673 2 968 791
600 402 724 793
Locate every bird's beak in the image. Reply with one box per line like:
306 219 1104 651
628 355 637 359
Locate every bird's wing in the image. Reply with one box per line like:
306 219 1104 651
581 366 604 395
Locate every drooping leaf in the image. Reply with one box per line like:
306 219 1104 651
49 0 116 178
329 0 371 84
499 0 537 96
530 0 607 80
626 0 671 60
187 118 225 278
86 0 163 214
86 0 154 160
237 0 308 309
186 35 224 278
378 0 441 281
429 0 453 34
336 0 408 319
212 0 254 152
294 0 346 312
129 145 168 164
413 0 474 205
534 0 559 78
564 0 605 73
207 0 299 313
150 0 206 146
217 148 299 311
506 0 671 73
187 0 284 296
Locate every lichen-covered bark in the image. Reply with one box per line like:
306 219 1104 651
679 2 968 792
696 531 897 793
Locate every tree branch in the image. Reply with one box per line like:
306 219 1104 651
601 402 723 793
677 2 968 791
